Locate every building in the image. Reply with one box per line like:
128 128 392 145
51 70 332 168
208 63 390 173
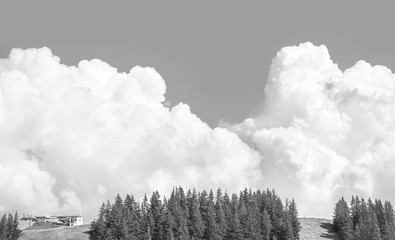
58 216 83 226
21 214 83 227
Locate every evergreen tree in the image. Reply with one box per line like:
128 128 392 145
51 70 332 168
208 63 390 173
367 199 382 240
282 210 295 240
162 199 175 240
358 198 371 240
187 189 204 239
238 197 252 239
109 194 125 239
247 194 263 240
261 210 272 240
141 194 153 240
375 199 390 240
203 190 220 240
214 188 227 238
288 199 301 239
384 201 395 239
333 197 352 240
5 213 13 240
0 214 8 240
150 191 164 240
168 188 189 240
11 212 22 240
350 196 359 230
124 194 141 238
226 194 243 240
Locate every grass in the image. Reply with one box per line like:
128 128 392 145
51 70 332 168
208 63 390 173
299 218 340 240
20 224 90 240
19 218 339 239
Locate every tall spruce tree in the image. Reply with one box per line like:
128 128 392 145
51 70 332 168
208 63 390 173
384 201 395 239
202 190 220 240
0 214 8 240
367 199 382 240
375 199 390 240
226 194 243 240
168 189 189 239
11 212 22 240
187 189 204 239
261 209 272 240
333 197 352 240
214 188 227 239
124 194 141 238
150 191 164 240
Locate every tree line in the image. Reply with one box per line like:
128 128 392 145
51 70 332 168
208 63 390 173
0 212 22 240
88 187 301 240
333 196 395 240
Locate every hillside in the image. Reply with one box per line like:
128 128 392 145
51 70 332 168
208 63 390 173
299 218 339 240
20 224 90 240
19 218 338 239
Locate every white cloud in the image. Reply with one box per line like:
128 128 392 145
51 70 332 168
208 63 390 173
1 43 394 221
0 47 262 221
231 42 395 217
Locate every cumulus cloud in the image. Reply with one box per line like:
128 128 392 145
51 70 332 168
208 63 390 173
0 47 262 221
1 43 394 221
231 42 395 217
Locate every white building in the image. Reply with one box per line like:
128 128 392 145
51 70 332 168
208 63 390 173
58 216 83 226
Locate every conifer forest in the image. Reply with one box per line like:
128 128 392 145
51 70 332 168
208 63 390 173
88 187 301 240
0 212 22 240
333 196 395 240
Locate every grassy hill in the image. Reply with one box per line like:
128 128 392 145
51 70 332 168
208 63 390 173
20 224 90 240
20 218 338 239
299 218 339 240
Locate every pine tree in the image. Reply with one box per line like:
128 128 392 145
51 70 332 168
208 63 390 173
107 194 125 239
203 190 220 240
6 213 13 240
384 201 395 239
247 193 263 240
350 195 362 234
289 199 301 239
150 191 164 240
214 188 227 239
333 197 352 240
282 211 295 240
238 197 251 239
261 210 272 240
358 198 371 240
375 199 390 240
141 194 153 240
168 188 189 239
367 199 382 240
11 212 22 240
124 194 141 238
187 189 204 239
89 203 107 239
0 214 8 240
162 199 175 240
226 194 243 240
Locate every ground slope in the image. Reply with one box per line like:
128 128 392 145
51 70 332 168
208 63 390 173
299 218 339 240
20 224 90 240
19 218 338 239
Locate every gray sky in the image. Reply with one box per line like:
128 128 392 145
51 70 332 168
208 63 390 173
1 1 394 126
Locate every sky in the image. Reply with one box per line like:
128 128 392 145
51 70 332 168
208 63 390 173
1 1 395 126
1 0 395 223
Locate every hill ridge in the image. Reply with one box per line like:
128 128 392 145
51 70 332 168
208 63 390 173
20 218 339 240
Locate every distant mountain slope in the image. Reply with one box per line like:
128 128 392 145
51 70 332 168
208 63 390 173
20 224 89 240
19 218 338 240
299 218 339 240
